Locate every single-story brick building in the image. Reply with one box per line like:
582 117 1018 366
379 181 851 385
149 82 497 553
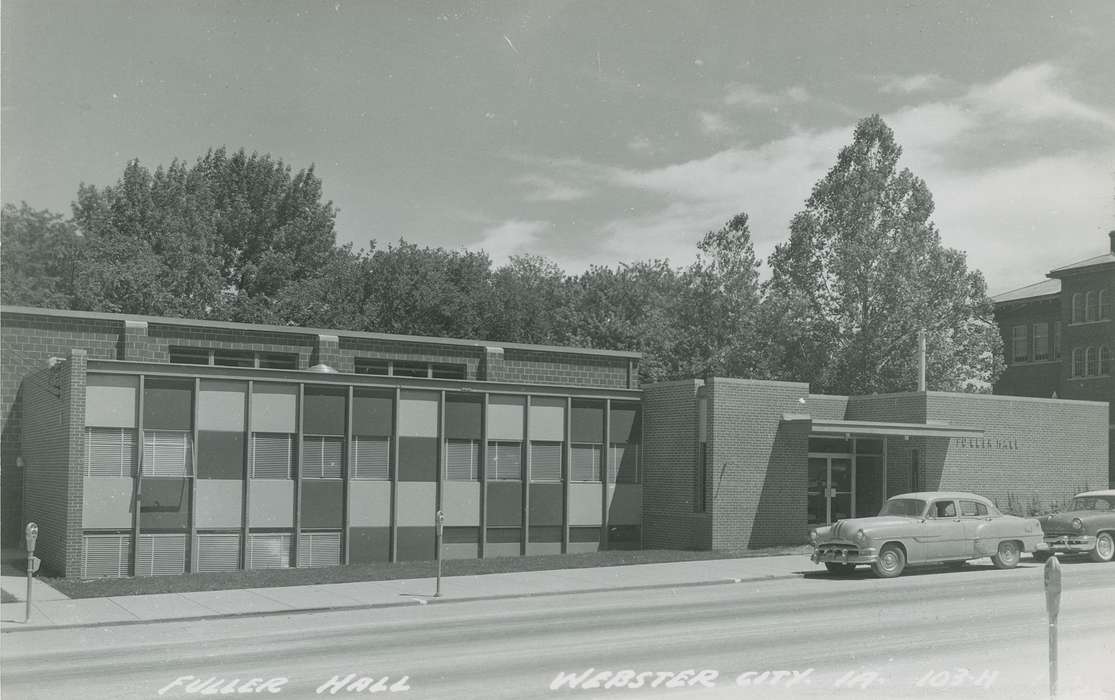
1 306 1108 577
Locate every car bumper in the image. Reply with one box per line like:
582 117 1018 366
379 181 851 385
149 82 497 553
811 544 878 565
1042 535 1095 553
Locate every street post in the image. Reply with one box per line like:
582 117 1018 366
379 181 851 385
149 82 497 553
24 522 39 623
1044 554 1062 698
434 510 445 598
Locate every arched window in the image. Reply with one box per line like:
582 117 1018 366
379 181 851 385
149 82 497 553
1072 348 1084 377
1085 347 1097 376
1100 290 1110 320
1085 291 1097 322
1100 346 1112 376
1072 293 1083 323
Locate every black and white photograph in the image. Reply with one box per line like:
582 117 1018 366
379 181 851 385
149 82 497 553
1 2 1113 698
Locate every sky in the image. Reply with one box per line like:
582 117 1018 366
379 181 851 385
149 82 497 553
2 1 1114 295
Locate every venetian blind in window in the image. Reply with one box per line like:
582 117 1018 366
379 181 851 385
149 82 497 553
486 441 522 480
252 433 293 479
351 435 391 480
142 430 193 477
82 534 131 578
446 439 480 480
530 442 562 481
195 533 241 572
302 435 343 478
298 531 342 567
571 443 602 482
136 534 187 576
249 533 291 569
85 427 137 477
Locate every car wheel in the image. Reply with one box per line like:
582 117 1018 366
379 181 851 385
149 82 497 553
1032 551 1052 563
824 562 856 576
991 541 1021 569
871 544 906 578
1088 532 1115 563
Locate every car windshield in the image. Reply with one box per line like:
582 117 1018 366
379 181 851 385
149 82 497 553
1071 496 1115 511
879 498 927 517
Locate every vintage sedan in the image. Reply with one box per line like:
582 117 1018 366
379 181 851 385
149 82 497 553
1035 489 1115 563
810 491 1045 578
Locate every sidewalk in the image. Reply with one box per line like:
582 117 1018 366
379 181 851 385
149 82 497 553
0 554 809 633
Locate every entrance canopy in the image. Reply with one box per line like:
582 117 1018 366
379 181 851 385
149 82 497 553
781 414 985 439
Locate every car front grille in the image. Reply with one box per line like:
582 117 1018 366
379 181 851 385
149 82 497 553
816 544 860 559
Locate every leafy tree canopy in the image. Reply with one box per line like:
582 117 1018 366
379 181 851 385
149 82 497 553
765 114 1003 393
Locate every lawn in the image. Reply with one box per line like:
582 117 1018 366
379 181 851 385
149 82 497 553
47 545 810 600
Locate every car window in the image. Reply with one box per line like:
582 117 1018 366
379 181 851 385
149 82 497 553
960 500 989 517
929 500 956 518
879 498 926 517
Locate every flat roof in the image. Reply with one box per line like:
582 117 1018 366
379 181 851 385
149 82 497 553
0 305 641 360
783 415 985 439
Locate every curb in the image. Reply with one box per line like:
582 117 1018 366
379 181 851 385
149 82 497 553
0 572 803 634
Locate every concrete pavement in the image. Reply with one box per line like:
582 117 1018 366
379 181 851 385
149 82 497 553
0 553 811 632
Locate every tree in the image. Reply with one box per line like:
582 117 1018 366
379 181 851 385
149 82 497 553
482 255 571 345
765 115 1003 394
69 148 338 319
0 203 81 308
674 213 762 379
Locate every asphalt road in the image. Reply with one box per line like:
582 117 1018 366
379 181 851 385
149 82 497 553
2 559 1113 700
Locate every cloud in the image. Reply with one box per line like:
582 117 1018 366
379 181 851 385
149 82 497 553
879 73 947 94
626 136 655 154
574 62 1115 288
724 83 810 109
515 174 590 202
697 110 736 136
470 219 551 265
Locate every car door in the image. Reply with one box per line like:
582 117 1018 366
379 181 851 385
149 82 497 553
956 500 987 559
923 499 966 560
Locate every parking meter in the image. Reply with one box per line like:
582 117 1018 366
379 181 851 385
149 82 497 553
434 510 445 598
1044 555 1062 697
24 522 39 623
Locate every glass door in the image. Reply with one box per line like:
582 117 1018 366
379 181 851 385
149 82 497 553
807 454 856 524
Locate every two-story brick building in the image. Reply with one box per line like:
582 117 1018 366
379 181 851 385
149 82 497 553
1 305 1107 578
992 231 1114 483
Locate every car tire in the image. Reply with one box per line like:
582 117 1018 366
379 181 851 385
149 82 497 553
991 541 1021 569
871 544 906 578
1088 532 1115 563
824 562 856 576
1032 551 1052 563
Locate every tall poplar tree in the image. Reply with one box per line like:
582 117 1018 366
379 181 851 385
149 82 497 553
765 115 1003 394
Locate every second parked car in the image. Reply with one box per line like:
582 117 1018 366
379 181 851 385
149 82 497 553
810 491 1046 578
1036 489 1115 563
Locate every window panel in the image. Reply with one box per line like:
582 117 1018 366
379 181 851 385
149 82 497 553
1010 325 1027 362
446 438 480 480
1072 293 1083 323
1100 290 1110 320
213 350 254 367
258 353 297 369
431 363 466 379
530 442 562 481
195 533 241 572
1054 321 1062 359
351 435 391 480
1086 347 1097 376
355 358 390 375
142 430 193 477
1072 348 1084 377
82 534 131 578
85 427 137 477
301 435 343 479
1032 323 1049 361
609 443 638 483
1085 291 1097 322
571 443 601 482
298 531 342 567
169 347 211 365
136 534 187 576
249 533 291 569
1100 347 1112 376
392 360 428 378
252 433 293 479
486 441 522 480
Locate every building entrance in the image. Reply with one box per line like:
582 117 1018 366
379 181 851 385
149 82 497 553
806 437 886 526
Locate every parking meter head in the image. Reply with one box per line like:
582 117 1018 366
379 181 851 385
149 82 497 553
1044 554 1062 618
24 522 38 551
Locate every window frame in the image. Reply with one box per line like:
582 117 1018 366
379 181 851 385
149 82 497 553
1010 325 1027 362
1031 322 1049 361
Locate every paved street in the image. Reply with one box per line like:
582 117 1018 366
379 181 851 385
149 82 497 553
2 559 1112 700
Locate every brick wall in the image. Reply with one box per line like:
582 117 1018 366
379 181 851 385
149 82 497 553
20 351 85 576
642 380 708 549
496 348 630 389
707 378 811 549
1 313 118 543
923 392 1107 512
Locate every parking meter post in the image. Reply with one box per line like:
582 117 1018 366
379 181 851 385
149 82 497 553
1044 555 1062 699
434 510 445 598
24 523 38 623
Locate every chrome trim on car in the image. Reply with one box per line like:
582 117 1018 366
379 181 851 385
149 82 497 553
810 543 879 565
1043 534 1096 553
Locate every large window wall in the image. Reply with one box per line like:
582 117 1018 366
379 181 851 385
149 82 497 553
80 372 642 577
